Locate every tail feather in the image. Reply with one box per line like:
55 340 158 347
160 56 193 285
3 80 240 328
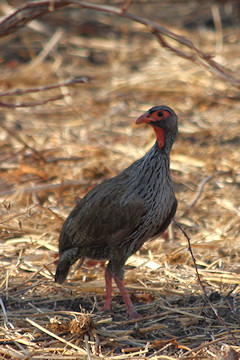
55 247 80 284
55 264 70 284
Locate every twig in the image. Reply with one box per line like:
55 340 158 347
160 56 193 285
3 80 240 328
0 207 34 225
26 317 87 354
0 179 88 197
0 1 239 88
0 346 26 359
0 297 14 330
44 156 83 163
173 220 240 346
0 76 90 108
179 336 229 358
84 335 93 360
29 27 64 67
211 3 223 54
226 286 240 327
0 94 65 108
0 223 44 234
0 328 31 357
0 120 45 160
180 170 232 218
121 0 133 12
0 76 90 97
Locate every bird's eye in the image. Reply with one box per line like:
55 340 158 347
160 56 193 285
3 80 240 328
157 111 163 117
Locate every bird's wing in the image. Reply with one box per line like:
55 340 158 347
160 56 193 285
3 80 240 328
152 197 178 238
58 181 144 253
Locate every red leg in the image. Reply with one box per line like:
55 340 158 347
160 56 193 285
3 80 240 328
113 275 141 319
102 267 112 311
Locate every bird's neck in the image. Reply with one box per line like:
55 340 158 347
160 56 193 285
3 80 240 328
145 141 170 169
152 127 165 150
152 127 176 153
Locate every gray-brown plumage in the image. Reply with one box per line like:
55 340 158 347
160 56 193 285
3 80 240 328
55 105 178 318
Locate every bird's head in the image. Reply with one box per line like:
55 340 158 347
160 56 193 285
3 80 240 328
136 105 178 150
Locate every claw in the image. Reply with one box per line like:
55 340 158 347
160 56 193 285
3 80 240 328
127 308 142 319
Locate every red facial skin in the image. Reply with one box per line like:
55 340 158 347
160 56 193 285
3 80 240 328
136 110 171 150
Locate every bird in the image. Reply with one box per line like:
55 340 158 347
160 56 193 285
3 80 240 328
55 105 178 318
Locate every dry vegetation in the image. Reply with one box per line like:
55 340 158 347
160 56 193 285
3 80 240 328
0 1 240 359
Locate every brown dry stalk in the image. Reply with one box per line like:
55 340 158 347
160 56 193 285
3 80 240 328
0 1 239 88
173 220 240 347
26 317 88 354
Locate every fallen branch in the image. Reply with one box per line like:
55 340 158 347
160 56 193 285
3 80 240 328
0 1 239 88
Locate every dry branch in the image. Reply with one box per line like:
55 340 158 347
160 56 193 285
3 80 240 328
174 220 240 347
0 76 90 98
0 0 239 88
0 76 90 108
0 94 65 108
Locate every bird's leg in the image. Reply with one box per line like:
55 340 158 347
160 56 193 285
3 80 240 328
102 267 112 312
113 274 141 319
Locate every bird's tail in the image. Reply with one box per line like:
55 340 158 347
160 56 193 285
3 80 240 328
55 247 79 284
55 264 70 284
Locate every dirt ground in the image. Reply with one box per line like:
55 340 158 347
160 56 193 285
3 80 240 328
0 1 240 359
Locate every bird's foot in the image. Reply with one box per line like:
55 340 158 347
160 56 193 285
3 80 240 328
101 303 111 313
100 308 112 315
127 306 142 319
100 296 112 314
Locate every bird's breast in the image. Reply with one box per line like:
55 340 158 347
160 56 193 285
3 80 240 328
122 176 175 255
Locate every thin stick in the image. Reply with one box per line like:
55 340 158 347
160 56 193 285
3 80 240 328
180 170 232 218
26 317 87 354
173 219 240 346
0 120 46 160
84 335 93 360
0 327 30 357
121 0 133 12
179 336 229 358
0 94 65 108
29 27 64 67
0 297 14 329
0 179 88 197
211 3 223 54
0 76 89 108
0 76 90 97
0 347 26 359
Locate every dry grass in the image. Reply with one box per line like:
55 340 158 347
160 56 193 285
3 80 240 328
0 1 240 359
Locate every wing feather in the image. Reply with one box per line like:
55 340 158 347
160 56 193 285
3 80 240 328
58 180 144 254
